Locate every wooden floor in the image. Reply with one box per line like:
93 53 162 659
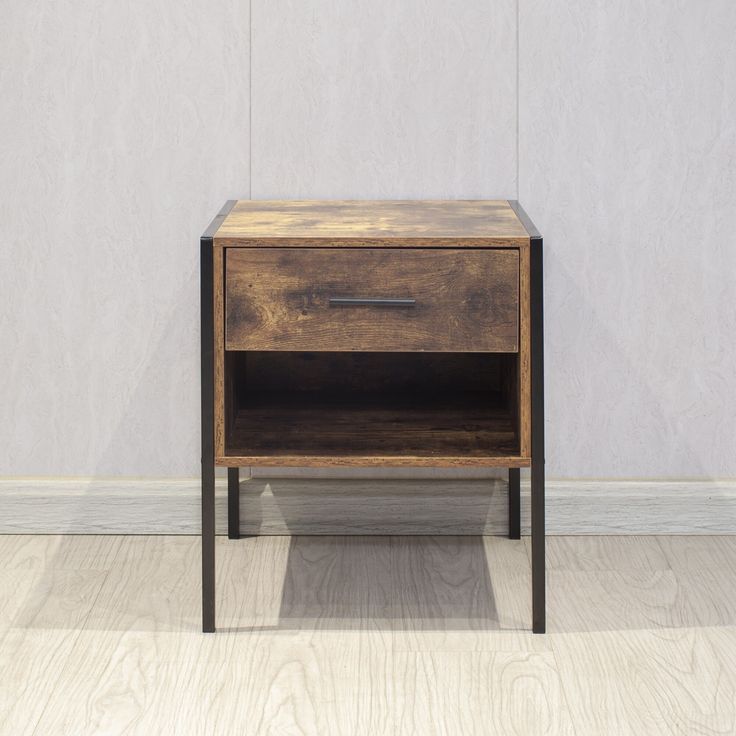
1 535 735 735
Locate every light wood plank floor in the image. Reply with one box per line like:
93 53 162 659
1 534 735 735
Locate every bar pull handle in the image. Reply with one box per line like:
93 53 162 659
328 297 416 307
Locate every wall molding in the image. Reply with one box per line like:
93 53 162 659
1 476 735 535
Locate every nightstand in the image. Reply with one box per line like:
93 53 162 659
200 200 545 633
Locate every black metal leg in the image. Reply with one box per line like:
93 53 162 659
508 468 521 540
201 454 215 633
228 467 240 539
200 202 237 634
201 232 216 634
530 234 545 634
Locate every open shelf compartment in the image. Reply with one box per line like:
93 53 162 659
221 351 525 466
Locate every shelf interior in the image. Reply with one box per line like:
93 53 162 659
223 351 520 462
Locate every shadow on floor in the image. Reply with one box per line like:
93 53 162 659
221 535 511 633
9 534 736 635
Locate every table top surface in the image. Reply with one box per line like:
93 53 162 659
212 200 535 245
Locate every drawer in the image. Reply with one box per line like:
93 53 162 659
225 248 519 352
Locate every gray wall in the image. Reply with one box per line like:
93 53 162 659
1 1 734 480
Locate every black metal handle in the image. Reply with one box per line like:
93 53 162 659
328 297 416 307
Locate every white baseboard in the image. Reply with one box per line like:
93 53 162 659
1 476 735 535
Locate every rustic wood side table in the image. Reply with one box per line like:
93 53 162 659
200 200 545 633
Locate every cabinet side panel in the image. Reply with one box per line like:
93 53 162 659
214 245 226 458
518 244 531 456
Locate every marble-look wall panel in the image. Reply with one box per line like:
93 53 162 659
0 0 250 475
2 0 734 481
250 0 518 198
519 1 736 477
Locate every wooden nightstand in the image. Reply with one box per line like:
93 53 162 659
200 200 545 633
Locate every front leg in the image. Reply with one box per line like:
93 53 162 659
201 234 216 633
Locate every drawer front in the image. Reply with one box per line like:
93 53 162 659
225 248 519 352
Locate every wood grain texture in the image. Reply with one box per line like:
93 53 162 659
26 536 206 736
190 634 393 736
0 533 122 570
215 200 529 246
544 536 736 734
215 201 530 472
547 566 696 634
0 541 109 736
656 537 736 628
82 535 201 633
223 397 523 468
218 454 530 469
225 248 519 352
214 244 226 458
541 537 697 633
240 351 511 395
391 536 548 654
0 571 37 628
273 536 394 636
553 628 736 736
394 650 576 736
656 535 736 575
220 352 522 466
0 537 117 735
544 535 671 573
0 627 83 735
518 244 531 455
3 535 736 734
30 629 210 736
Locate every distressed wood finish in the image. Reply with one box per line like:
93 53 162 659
518 244 531 455
239 351 512 394
218 454 528 469
203 199 545 633
221 397 523 468
220 352 522 467
213 245 226 458
214 199 529 246
225 248 519 353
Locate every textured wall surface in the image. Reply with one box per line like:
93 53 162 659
0 0 250 475
520 1 736 477
1 1 735 479
250 0 518 198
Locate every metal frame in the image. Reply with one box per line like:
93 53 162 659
205 200 545 635
509 200 545 634
508 468 521 540
228 467 240 540
530 233 546 633
201 200 237 633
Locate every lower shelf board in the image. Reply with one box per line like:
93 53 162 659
219 396 529 468
216 454 531 468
